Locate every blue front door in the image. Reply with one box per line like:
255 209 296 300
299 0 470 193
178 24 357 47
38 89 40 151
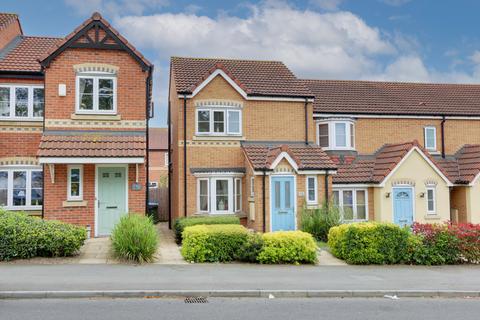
393 187 414 226
271 176 295 231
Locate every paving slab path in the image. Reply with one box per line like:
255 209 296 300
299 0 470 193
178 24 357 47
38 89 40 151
154 223 187 264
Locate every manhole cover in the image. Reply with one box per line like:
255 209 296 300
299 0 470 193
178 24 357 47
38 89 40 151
184 296 208 304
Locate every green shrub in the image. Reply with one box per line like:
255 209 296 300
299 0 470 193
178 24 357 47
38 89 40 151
0 210 86 261
181 224 248 262
174 215 240 244
111 214 159 263
328 222 410 264
257 231 317 264
300 202 341 242
235 232 264 263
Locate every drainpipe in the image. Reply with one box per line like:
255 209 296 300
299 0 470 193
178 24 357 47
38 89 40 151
183 94 188 217
167 99 172 229
324 170 329 209
145 67 153 215
262 169 266 233
441 115 446 158
41 70 46 219
304 98 309 145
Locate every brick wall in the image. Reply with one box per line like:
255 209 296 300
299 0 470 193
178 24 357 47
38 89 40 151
149 150 167 183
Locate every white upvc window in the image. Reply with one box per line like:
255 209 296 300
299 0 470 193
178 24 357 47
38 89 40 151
0 167 43 210
76 75 117 114
67 165 83 201
196 176 242 214
0 85 44 120
196 108 242 136
332 188 368 222
306 176 318 205
424 127 437 151
250 176 255 197
317 120 355 150
426 187 436 214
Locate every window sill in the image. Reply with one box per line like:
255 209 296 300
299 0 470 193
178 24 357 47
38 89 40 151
71 114 121 121
427 150 440 155
3 206 42 211
63 200 88 207
193 135 244 141
424 214 440 220
0 118 43 124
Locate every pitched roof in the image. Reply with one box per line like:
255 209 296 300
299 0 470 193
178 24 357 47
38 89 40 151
171 57 313 98
39 12 152 70
0 36 62 72
242 143 336 171
435 145 480 184
149 127 167 150
0 13 19 31
303 79 480 117
333 141 452 184
37 132 146 158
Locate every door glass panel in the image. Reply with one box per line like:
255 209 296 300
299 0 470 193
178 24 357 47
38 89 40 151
0 171 7 206
199 179 208 211
356 190 366 220
342 190 353 220
31 171 43 206
285 181 291 209
215 179 229 211
274 181 281 209
13 171 26 206
0 87 10 117
15 87 28 117
396 191 409 199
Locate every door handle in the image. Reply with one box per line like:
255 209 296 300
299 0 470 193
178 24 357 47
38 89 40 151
278 211 288 214
106 206 118 209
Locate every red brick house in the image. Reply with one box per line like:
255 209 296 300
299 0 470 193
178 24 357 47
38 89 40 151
0 12 153 237
148 127 168 187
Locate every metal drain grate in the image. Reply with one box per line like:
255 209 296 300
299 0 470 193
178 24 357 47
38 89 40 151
184 296 208 304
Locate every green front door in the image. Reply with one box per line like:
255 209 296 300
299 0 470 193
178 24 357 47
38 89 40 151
97 167 127 236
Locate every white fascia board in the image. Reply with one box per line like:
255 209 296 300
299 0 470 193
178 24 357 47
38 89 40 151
192 172 245 178
269 152 299 171
38 157 144 164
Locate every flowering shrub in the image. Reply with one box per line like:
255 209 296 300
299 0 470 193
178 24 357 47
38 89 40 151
447 223 480 263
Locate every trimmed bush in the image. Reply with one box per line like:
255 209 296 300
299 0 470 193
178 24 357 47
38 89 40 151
257 231 317 264
449 223 480 263
181 224 248 262
174 215 240 244
111 214 158 263
235 232 264 263
328 222 410 264
300 202 341 242
0 210 86 261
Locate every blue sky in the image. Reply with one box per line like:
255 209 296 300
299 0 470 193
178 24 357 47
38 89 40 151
4 0 480 127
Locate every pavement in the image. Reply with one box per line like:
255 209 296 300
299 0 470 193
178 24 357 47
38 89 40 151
1 264 480 299
1 297 480 320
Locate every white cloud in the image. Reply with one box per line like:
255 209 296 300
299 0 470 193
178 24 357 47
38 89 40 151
65 0 168 17
380 0 412 6
309 0 344 11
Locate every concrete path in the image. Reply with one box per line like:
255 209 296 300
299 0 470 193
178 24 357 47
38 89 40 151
77 237 117 264
154 223 187 264
318 248 347 266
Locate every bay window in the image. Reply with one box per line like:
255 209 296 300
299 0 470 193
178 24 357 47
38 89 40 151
76 75 116 114
0 168 43 210
196 176 243 214
196 107 242 136
0 85 44 119
316 120 355 150
333 188 367 222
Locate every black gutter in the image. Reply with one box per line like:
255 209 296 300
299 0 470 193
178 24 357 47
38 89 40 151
324 170 329 208
262 169 266 233
41 69 46 219
183 94 187 217
0 70 44 80
304 98 309 145
167 101 172 228
441 115 446 158
145 67 153 215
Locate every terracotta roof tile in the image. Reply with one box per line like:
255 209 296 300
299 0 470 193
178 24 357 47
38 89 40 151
0 36 62 72
0 13 18 31
435 145 480 184
171 57 313 98
37 133 146 158
148 128 167 150
303 79 480 116
242 143 336 171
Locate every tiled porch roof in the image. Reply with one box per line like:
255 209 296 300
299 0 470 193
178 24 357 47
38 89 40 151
435 145 480 184
37 131 146 158
242 142 336 171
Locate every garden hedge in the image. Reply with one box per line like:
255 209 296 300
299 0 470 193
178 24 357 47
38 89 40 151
181 224 248 262
257 231 317 264
0 210 86 261
174 215 240 244
328 222 410 264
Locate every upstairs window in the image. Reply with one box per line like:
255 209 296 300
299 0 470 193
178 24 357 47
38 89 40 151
76 75 116 114
0 85 44 120
317 120 355 150
196 108 242 136
424 127 436 151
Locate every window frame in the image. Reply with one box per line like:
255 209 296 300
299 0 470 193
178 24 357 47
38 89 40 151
197 178 210 213
317 120 355 150
75 75 117 115
234 178 242 212
306 176 318 205
426 186 436 215
250 176 255 197
333 188 368 222
0 84 44 120
196 176 242 214
67 165 83 201
0 167 43 210
195 107 242 136
424 126 437 151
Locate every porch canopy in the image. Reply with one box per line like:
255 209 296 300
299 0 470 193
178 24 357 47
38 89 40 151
37 130 145 164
